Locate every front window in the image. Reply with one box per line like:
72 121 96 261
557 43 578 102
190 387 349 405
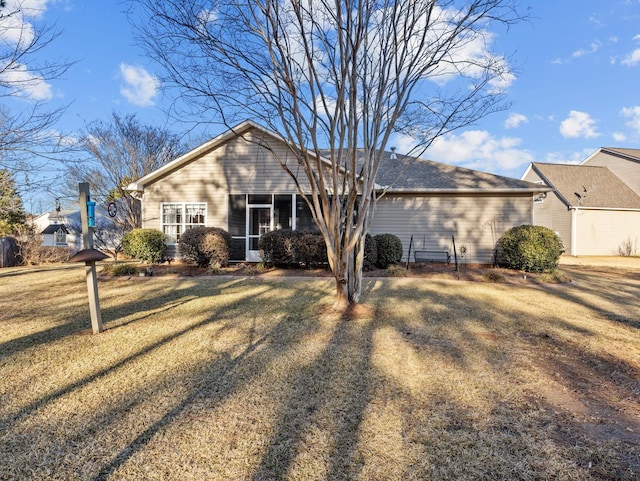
161 202 207 244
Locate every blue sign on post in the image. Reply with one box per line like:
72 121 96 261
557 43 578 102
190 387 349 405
87 200 96 228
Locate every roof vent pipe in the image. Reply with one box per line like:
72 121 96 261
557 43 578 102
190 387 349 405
390 147 397 160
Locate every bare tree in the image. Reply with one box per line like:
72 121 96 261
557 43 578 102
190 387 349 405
0 1 72 179
133 0 523 308
67 112 189 233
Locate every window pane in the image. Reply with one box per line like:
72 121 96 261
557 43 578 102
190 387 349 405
185 204 206 226
162 205 175 224
296 196 318 232
274 195 292 230
230 237 245 260
163 225 178 244
228 195 246 236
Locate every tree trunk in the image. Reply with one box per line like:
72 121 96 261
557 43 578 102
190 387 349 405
332 234 366 310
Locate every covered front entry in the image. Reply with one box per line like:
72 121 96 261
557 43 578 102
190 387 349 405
229 193 317 261
247 205 273 261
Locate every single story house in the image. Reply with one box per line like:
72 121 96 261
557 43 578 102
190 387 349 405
33 209 79 250
127 121 548 264
521 161 640 256
33 204 124 255
41 224 70 247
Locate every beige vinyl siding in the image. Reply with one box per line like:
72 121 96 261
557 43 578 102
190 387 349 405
141 130 305 233
523 168 572 251
584 151 640 196
370 193 533 264
574 209 640 255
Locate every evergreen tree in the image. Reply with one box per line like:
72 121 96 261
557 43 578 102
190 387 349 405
0 169 26 235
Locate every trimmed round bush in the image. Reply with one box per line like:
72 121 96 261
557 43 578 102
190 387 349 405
363 233 377 270
122 228 167 263
179 226 232 267
259 229 300 267
259 229 328 267
374 233 403 268
498 225 564 273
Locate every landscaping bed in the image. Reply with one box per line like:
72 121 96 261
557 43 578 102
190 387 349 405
100 259 571 285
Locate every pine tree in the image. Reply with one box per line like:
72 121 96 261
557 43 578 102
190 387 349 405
0 169 26 235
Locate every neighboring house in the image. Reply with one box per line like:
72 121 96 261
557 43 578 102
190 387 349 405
127 121 547 264
33 205 124 255
581 147 640 196
33 209 82 252
41 224 70 247
522 162 640 256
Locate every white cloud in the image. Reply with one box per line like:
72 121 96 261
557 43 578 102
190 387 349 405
543 149 594 165
621 106 640 134
622 48 640 66
622 35 640 66
613 132 627 142
420 7 514 92
119 64 160 107
413 130 534 172
559 111 599 139
572 41 601 58
0 1 56 100
0 63 52 100
505 113 528 129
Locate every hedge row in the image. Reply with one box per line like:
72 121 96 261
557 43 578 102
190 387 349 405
258 230 328 267
259 230 402 269
121 227 405 270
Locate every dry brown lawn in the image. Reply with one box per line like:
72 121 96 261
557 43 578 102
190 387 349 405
0 261 639 480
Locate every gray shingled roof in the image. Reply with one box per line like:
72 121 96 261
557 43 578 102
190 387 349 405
41 224 69 235
320 149 545 192
376 151 543 192
531 163 640 209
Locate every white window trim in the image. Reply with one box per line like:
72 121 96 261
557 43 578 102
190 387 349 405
160 202 207 245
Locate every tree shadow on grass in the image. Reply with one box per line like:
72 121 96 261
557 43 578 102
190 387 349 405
2 278 330 480
253 312 376 480
0 279 204 359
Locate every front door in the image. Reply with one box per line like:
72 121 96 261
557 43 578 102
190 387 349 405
247 206 273 261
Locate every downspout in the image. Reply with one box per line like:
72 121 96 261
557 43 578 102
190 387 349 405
571 207 578 256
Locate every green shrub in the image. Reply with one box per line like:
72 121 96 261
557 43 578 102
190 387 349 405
498 225 564 273
297 231 328 267
122 228 167 263
259 229 328 267
374 233 403 268
363 233 377 270
259 229 300 267
178 226 232 267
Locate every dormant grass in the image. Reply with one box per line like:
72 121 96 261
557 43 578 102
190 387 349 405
0 262 638 480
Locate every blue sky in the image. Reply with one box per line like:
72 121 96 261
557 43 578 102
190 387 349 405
5 0 640 203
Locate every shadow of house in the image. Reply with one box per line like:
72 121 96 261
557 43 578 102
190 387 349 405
127 121 548 265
